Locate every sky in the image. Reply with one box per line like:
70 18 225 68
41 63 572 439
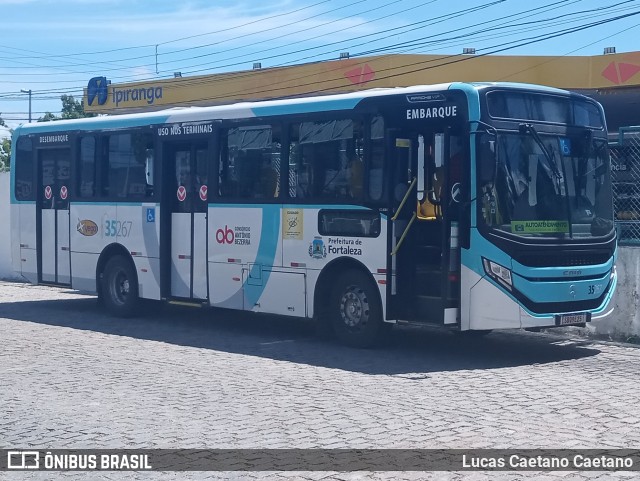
1 0 639 134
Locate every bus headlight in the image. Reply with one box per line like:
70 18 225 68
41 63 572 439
482 258 513 291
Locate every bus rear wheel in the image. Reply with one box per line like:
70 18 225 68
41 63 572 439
330 270 387 348
102 255 139 318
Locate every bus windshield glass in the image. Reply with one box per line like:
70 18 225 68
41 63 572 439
478 131 614 239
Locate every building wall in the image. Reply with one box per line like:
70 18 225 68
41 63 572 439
592 247 640 338
0 171 20 280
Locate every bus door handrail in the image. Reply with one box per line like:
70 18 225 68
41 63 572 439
390 177 418 256
391 177 417 221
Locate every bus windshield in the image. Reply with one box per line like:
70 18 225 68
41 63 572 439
478 131 614 239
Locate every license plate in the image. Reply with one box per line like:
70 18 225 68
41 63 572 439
559 313 587 326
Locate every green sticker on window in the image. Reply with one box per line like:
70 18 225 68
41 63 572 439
511 220 569 233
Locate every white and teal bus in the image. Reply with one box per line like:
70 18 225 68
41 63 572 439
10 82 617 346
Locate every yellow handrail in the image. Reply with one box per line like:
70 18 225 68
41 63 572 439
391 178 417 221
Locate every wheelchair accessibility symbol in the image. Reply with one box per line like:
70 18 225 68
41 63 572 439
146 208 155 223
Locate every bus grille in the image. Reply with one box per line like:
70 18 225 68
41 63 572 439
518 251 611 267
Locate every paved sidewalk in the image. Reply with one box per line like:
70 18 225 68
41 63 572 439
1 282 639 480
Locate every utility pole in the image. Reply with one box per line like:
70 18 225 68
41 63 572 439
20 89 32 123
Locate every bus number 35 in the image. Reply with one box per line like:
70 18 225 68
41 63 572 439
588 285 601 295
104 220 133 237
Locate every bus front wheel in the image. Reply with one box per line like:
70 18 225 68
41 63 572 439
102 255 139 318
330 270 387 348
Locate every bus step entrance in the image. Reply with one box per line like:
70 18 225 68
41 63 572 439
414 265 442 297
411 295 458 324
167 299 206 308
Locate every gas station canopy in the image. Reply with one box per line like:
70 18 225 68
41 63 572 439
84 51 640 131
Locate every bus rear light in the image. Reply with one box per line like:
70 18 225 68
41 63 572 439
377 268 387 274
378 280 387 285
291 262 306 268
482 258 513 291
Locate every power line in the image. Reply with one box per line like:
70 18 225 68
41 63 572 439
105 0 622 95
497 21 640 81
155 8 640 107
0 0 335 60
358 0 636 55
1 0 629 105
0 0 602 87
0 0 369 72
0 0 511 80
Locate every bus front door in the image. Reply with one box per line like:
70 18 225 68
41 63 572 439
387 131 460 326
37 148 71 285
164 142 209 301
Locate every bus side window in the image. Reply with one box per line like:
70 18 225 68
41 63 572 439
78 136 96 198
15 137 34 201
288 128 306 198
368 115 385 201
105 132 154 199
220 125 280 199
289 118 362 201
218 134 233 197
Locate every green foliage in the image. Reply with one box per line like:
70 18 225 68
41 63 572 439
0 136 11 171
0 114 11 171
38 112 58 122
38 94 96 122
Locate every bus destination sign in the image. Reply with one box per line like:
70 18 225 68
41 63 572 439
157 123 214 137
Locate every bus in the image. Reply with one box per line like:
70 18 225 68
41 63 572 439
10 82 617 347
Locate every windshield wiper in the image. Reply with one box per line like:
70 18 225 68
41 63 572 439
518 123 562 179
518 123 572 237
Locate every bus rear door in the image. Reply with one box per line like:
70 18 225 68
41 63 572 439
37 147 71 285
161 140 209 301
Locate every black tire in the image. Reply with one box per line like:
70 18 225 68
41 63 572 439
101 255 139 318
330 269 388 348
314 311 335 341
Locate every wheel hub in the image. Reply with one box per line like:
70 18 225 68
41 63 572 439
110 271 130 305
340 286 369 328
120 278 130 296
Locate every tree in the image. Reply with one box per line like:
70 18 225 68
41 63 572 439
0 137 11 171
38 94 96 122
0 115 10 170
38 112 58 122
